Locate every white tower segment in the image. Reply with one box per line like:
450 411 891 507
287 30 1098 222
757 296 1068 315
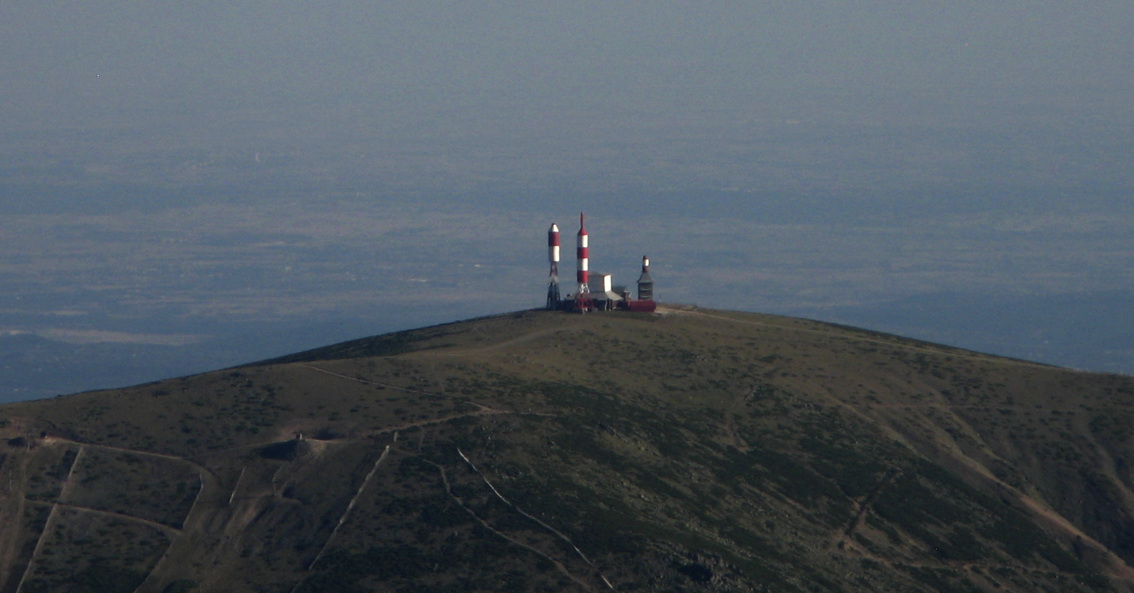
576 212 590 294
547 223 561 308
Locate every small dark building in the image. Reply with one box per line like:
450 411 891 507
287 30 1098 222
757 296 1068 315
637 255 653 301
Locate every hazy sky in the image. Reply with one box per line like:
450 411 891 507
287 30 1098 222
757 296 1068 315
4 3 1132 124
4 2 1132 212
1 3 1133 399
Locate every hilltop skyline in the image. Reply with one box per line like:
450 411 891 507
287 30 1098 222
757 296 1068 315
1 2 1132 400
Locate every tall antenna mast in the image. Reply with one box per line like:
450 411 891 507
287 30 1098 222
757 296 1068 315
547 223 561 309
576 212 590 294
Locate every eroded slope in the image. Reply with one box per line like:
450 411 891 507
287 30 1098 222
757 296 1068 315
2 307 1133 592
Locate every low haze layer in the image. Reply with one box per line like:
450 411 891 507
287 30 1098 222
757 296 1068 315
1 2 1132 400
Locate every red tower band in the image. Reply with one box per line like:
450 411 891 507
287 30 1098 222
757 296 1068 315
546 224 561 308
548 224 560 279
576 212 590 294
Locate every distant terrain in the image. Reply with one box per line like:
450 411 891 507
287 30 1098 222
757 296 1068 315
2 175 1132 401
3 3 1133 408
3 80 1134 402
3 307 1134 592
790 289 1134 376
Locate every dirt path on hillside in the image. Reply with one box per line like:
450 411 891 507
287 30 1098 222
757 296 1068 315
835 467 901 548
1074 414 1134 520
23 499 181 536
307 443 393 570
427 459 599 592
871 411 1134 583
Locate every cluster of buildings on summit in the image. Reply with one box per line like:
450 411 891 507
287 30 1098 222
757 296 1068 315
546 213 656 313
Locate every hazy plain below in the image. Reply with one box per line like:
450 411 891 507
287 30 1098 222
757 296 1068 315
2 87 1132 401
3 0 1133 401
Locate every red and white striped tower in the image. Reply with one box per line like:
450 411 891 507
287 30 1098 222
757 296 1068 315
548 224 560 278
546 223 561 309
576 212 590 294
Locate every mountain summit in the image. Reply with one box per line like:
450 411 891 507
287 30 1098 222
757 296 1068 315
2 307 1134 592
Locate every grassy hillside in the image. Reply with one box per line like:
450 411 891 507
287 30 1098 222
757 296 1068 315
2 306 1134 592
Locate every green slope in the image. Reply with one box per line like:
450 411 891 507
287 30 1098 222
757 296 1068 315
2 306 1134 593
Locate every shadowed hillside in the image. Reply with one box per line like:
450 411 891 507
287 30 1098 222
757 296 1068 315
2 306 1134 593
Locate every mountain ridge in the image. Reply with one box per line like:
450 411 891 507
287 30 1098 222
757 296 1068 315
2 306 1134 592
